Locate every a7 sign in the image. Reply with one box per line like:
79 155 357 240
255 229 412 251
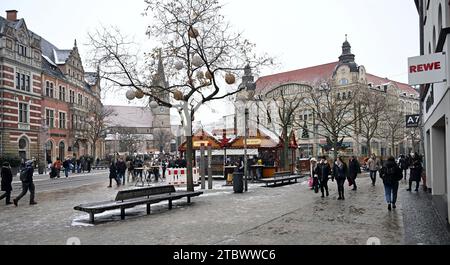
406 115 421 128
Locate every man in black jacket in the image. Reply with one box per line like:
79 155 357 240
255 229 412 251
13 160 37 206
348 156 361 191
380 157 403 211
0 162 13 205
315 157 331 198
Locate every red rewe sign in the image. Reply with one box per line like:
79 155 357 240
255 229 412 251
409 62 441 73
408 52 447 86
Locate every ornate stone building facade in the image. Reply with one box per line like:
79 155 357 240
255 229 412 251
0 10 104 163
236 38 420 158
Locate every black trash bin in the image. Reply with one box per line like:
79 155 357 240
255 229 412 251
233 172 244 193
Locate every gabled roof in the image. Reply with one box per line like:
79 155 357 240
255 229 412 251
366 74 418 95
256 62 338 92
256 61 418 96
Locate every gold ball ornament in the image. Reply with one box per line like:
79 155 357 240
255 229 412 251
205 70 213 80
225 73 236 85
173 90 184 101
188 28 199 38
135 89 144 99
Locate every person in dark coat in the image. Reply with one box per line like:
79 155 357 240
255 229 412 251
0 162 13 205
116 158 127 185
87 158 92 173
333 157 348 200
108 162 120 188
380 156 403 211
63 158 71 178
407 153 423 192
315 156 331 198
348 156 361 191
398 154 410 181
13 160 37 206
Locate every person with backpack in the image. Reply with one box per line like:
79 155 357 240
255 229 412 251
13 160 37 206
315 156 331 198
333 157 348 200
348 156 361 191
0 162 13 205
380 156 403 211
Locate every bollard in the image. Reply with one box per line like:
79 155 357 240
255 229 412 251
200 144 205 189
208 143 213 190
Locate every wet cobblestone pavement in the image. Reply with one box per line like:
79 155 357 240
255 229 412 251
0 174 449 245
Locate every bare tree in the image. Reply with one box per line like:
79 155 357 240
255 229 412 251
153 129 173 154
262 84 306 171
86 105 115 160
377 102 405 157
88 0 272 191
301 80 361 159
356 89 387 156
115 127 144 155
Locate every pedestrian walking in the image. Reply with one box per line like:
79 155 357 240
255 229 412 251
62 158 70 178
333 157 348 200
380 156 403 211
13 160 37 206
310 158 319 193
162 160 167 180
398 154 410 181
367 154 381 186
348 156 361 191
108 162 120 188
54 158 62 178
407 153 423 192
87 158 92 173
315 156 331 198
116 158 127 185
0 162 13 205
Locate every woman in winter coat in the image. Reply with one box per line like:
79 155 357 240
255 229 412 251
407 153 423 192
0 162 13 205
380 157 403 211
348 156 361 191
315 157 331 198
108 162 120 188
333 157 348 200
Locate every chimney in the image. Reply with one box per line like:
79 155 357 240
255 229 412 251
6 10 18 21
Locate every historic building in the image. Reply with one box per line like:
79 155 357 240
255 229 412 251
0 10 104 163
104 55 174 156
236 38 420 158
415 0 450 225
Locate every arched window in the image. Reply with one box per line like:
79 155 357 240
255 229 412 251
59 142 65 160
46 141 53 164
18 137 29 161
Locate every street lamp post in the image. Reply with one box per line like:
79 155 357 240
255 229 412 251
244 108 249 192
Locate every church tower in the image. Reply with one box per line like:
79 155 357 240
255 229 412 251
151 52 172 152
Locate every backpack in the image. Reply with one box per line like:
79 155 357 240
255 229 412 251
20 168 28 182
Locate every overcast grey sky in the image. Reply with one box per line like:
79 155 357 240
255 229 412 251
1 0 420 125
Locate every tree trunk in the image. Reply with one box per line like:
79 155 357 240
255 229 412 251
92 141 97 161
366 139 371 157
283 133 289 171
332 136 338 161
186 137 194 192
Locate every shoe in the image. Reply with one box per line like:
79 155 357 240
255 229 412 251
415 189 419 192
388 204 392 211
352 188 357 191
107 186 112 188
342 197 345 200
326 192 329 197
321 195 325 198
6 202 12 205
407 189 412 192
30 202 37 205
337 197 342 200
393 204 397 209
13 199 18 207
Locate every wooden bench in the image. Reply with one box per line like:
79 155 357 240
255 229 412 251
259 173 305 187
74 185 203 224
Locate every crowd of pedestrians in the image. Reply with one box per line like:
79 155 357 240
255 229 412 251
309 152 424 211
